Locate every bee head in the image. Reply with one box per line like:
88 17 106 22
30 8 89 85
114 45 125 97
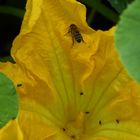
70 24 77 29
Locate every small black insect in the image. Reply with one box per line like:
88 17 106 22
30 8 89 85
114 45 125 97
62 128 66 131
85 111 90 114
116 119 119 124
80 92 84 95
71 135 76 139
12 117 16 120
68 24 85 45
99 120 102 125
17 83 22 87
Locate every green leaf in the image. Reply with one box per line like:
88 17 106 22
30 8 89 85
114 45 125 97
0 73 18 128
107 0 134 13
115 0 140 83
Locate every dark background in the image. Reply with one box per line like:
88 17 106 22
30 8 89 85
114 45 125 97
0 0 119 59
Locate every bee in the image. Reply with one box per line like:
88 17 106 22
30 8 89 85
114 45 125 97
67 24 85 45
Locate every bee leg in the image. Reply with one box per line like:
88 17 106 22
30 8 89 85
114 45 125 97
64 32 69 36
71 36 75 47
82 37 86 44
64 29 71 36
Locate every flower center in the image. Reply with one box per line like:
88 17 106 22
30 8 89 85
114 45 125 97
63 112 87 139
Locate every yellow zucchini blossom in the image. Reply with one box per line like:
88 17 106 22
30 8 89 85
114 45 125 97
0 0 140 140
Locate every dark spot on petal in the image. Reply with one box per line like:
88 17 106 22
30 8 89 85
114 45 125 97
80 92 84 95
71 135 76 139
85 111 90 114
17 84 22 87
116 120 120 123
99 120 102 125
62 128 66 131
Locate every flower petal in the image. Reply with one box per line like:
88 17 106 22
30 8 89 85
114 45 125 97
79 28 140 139
1 0 140 140
0 0 96 139
7 0 97 123
0 120 23 140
